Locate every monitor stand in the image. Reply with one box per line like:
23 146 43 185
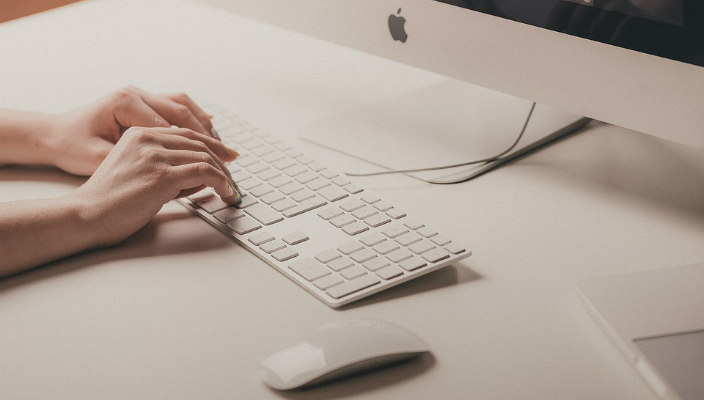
300 79 590 183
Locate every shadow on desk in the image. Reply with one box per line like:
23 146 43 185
267 352 436 399
342 262 481 310
0 209 232 291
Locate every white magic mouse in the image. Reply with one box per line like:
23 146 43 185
258 319 431 390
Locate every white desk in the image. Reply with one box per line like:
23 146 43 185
2 1 704 399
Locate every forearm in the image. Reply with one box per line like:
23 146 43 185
0 109 56 167
0 194 101 277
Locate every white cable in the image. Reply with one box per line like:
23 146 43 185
345 102 537 184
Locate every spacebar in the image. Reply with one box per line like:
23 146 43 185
326 275 380 299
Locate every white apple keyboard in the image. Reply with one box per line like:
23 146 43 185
180 104 471 308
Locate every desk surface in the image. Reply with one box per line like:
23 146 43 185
2 1 704 399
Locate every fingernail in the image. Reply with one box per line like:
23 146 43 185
233 182 243 204
226 146 240 159
226 183 235 197
206 113 215 119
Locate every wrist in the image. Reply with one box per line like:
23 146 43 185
58 191 108 251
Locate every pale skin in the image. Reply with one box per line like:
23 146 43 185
0 87 241 277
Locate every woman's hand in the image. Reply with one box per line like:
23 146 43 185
71 126 240 247
47 86 222 176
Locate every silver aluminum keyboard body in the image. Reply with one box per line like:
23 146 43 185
179 104 472 308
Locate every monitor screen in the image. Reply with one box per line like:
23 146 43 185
437 0 704 67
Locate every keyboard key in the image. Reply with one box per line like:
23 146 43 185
361 193 381 204
360 232 386 247
349 247 376 264
318 206 344 220
338 241 364 255
261 191 285 205
432 235 452 246
235 154 258 167
226 215 261 235
445 243 466 254
403 219 425 230
272 247 298 262
290 189 315 203
248 232 275 246
279 182 303 195
188 189 214 204
330 214 356 228
289 258 330 281
283 164 307 177
417 226 438 238
214 207 245 224
386 208 406 219
294 171 318 184
343 184 364 194
231 170 252 182
306 178 331 191
271 198 297 212
328 256 354 271
249 184 274 198
395 232 422 246
247 162 269 174
382 224 409 238
376 265 404 280
409 240 435 254
326 275 380 299
320 169 338 179
283 197 327 217
373 240 400 255
332 176 351 186
373 201 393 212
341 265 367 280
308 162 326 172
252 145 274 157
283 231 309 245
363 257 390 271
422 248 450 263
315 249 341 264
342 221 369 236
235 195 258 209
364 214 391 227
262 151 285 163
272 158 296 170
351 206 377 220
268 175 292 188
340 198 365 212
261 239 286 254
399 257 427 271
198 196 230 214
245 203 284 226
387 248 413 263
238 177 261 191
318 185 349 202
257 168 281 182
297 156 314 165
313 274 344 290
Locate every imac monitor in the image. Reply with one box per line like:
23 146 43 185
201 0 704 152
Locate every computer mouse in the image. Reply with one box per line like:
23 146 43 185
258 319 430 390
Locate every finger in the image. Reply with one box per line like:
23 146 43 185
177 185 206 199
139 92 210 135
164 92 214 133
147 129 235 184
112 90 170 129
148 127 239 162
170 162 239 204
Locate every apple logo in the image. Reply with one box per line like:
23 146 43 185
388 8 408 43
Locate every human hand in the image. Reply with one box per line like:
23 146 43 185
70 126 240 247
46 86 225 176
